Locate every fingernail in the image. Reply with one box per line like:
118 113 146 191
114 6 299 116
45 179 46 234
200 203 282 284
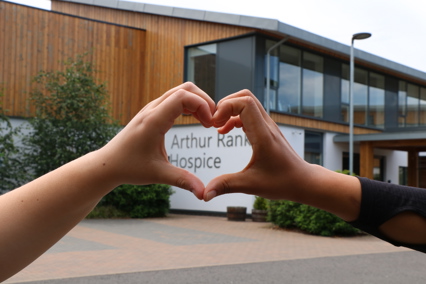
205 190 217 201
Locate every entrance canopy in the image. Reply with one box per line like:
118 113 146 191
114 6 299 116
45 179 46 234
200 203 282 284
334 131 426 186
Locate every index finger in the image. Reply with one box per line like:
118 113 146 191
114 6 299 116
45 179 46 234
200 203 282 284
148 88 214 133
147 82 216 117
216 89 272 123
213 95 270 146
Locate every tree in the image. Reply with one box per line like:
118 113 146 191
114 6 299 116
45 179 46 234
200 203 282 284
0 88 22 192
21 54 119 179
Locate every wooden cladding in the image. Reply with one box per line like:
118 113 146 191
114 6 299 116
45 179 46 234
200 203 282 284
51 1 254 122
0 2 145 124
270 112 381 135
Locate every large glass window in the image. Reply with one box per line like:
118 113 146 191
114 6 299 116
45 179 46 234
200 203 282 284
399 81 421 127
420 87 426 126
353 68 368 126
341 64 350 122
266 43 323 118
341 65 378 127
398 81 407 126
186 44 217 100
368 72 385 127
304 131 323 165
278 45 301 113
264 40 279 111
407 83 420 127
261 38 426 130
302 52 324 118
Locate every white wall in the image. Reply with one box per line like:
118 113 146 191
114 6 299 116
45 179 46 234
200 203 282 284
375 148 407 184
7 118 30 147
8 117 408 211
323 132 345 171
165 124 305 213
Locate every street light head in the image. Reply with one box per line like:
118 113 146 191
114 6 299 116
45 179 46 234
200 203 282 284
352 32 372 40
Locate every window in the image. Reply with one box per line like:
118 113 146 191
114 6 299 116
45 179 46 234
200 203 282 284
373 156 385 181
302 52 324 118
186 44 217 100
266 43 323 118
353 68 368 125
342 152 360 175
304 131 323 165
264 40 279 111
399 166 407 185
407 83 420 127
368 72 385 127
399 81 422 127
398 81 407 126
420 88 426 126
341 65 382 128
277 45 301 113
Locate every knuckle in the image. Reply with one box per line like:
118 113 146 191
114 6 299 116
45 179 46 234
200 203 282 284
221 178 232 195
182 81 196 89
173 88 187 99
175 175 188 190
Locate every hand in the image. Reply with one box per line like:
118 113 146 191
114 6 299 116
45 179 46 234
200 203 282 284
99 82 215 199
204 89 313 202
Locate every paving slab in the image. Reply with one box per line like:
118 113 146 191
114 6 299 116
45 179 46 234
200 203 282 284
4 214 417 283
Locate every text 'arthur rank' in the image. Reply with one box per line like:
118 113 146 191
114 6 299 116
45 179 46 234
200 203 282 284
168 132 250 173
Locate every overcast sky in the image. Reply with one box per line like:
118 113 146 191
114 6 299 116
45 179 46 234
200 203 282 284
6 0 426 73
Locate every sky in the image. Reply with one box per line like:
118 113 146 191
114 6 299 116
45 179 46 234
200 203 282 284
6 0 426 73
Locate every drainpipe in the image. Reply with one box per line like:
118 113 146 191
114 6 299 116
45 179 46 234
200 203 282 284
266 36 290 115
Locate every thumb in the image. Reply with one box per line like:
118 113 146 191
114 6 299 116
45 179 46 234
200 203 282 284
204 172 246 201
159 164 206 200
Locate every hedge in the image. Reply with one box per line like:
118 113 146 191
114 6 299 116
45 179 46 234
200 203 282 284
88 184 173 219
268 200 360 237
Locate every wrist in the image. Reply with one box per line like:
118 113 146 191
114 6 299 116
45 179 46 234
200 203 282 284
75 149 123 194
290 164 361 221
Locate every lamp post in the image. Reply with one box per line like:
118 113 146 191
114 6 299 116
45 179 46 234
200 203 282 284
349 32 371 175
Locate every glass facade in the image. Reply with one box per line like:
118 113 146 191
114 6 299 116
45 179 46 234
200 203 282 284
266 43 324 118
186 44 217 100
302 52 324 118
185 36 426 131
277 45 300 113
399 82 426 127
341 64 384 128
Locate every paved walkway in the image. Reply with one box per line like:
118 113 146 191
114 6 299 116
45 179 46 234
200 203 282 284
4 214 415 283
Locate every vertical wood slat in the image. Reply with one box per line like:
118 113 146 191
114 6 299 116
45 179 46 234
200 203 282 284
0 1 145 124
51 1 254 122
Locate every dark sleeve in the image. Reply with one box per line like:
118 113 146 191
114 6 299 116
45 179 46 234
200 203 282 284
348 177 426 253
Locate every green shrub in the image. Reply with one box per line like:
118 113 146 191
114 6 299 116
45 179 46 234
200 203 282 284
0 89 23 192
268 200 360 237
253 196 268 210
268 200 301 227
98 184 174 218
86 205 128 219
21 53 119 180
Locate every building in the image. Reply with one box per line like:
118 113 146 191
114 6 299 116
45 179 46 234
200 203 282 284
2 0 426 214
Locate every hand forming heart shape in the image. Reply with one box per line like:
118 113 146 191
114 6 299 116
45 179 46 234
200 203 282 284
102 82 314 203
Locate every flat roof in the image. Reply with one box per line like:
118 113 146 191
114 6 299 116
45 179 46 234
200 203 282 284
54 0 426 83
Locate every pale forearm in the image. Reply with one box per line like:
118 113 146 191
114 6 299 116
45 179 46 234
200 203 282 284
0 150 118 281
0 83 215 281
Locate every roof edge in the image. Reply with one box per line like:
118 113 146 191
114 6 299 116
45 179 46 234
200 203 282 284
53 0 426 82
